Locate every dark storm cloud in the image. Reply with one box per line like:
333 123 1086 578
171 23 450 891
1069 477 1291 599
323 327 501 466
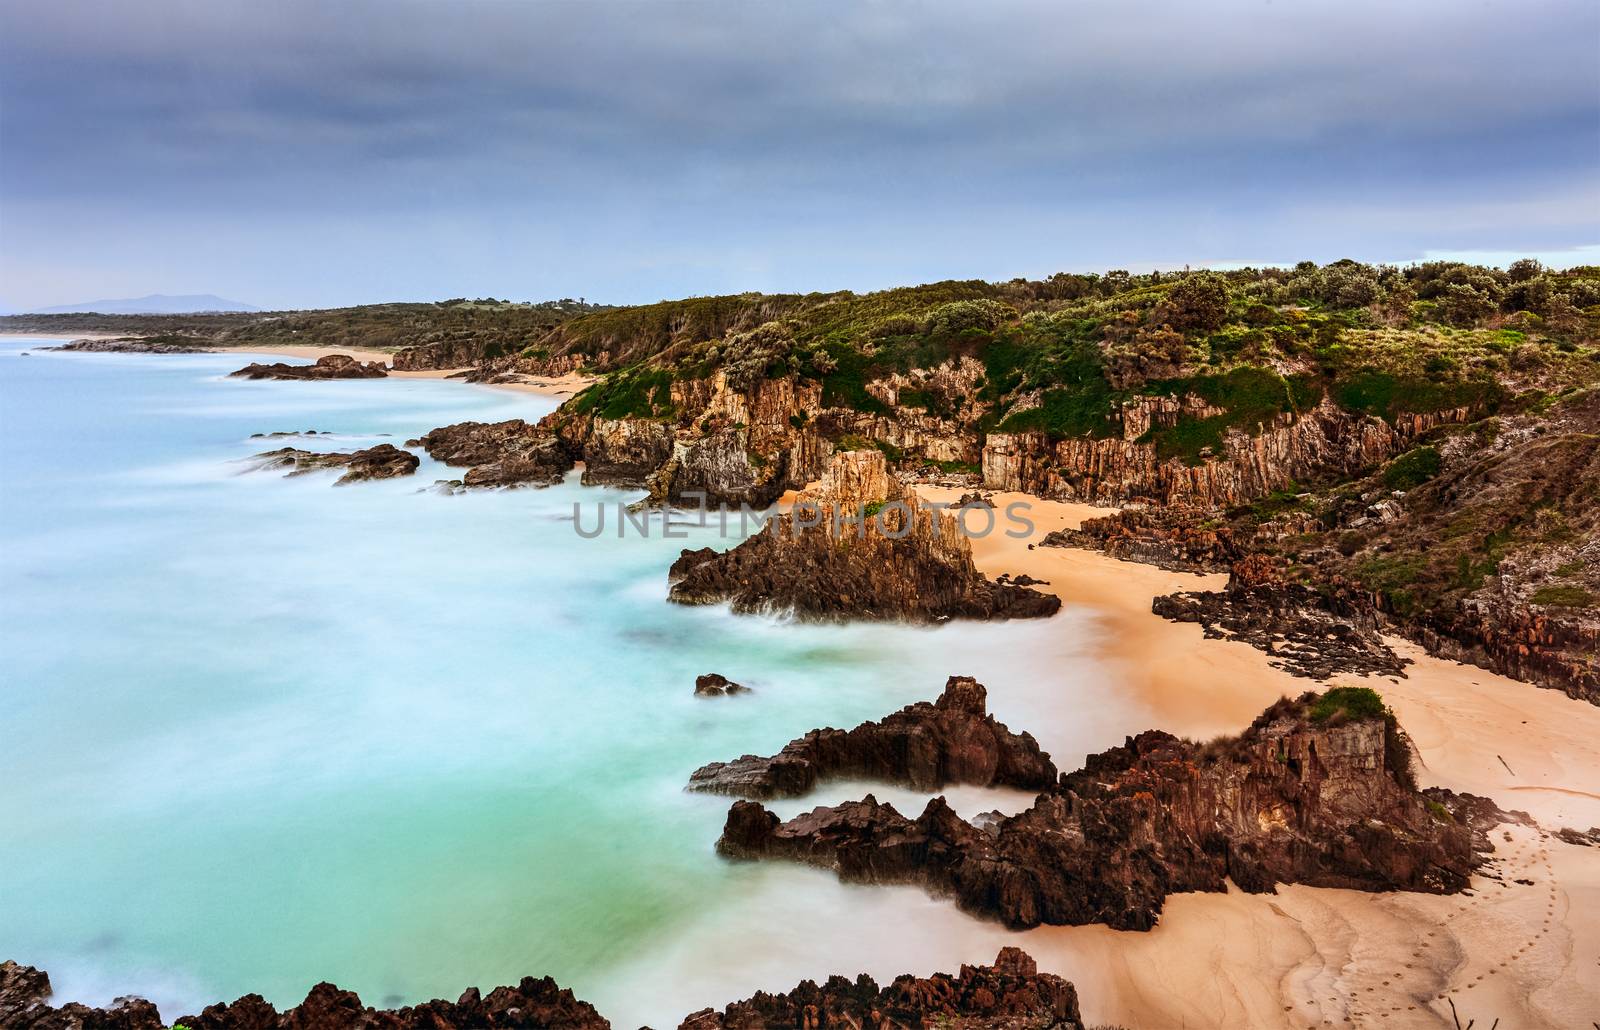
1 0 1596 308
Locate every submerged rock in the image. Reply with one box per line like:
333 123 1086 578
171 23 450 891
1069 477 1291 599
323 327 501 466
676 947 1083 1029
407 419 575 488
689 675 1056 799
694 673 751 697
230 353 389 380
718 688 1477 931
249 444 419 485
668 450 1059 622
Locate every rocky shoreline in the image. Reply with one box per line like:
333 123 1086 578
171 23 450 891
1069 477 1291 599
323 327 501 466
0 949 1084 1030
717 686 1482 931
230 353 389 380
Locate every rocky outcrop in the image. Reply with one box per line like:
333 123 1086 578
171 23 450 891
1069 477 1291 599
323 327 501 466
695 673 751 697
248 444 419 485
1152 558 1409 680
677 947 1083 1029
229 354 389 380
668 451 1059 622
407 420 576 488
718 689 1475 931
688 676 1056 798
1041 507 1244 573
576 417 674 488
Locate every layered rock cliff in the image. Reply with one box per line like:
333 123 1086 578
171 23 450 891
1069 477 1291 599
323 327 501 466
668 451 1059 621
687 675 1056 798
719 688 1476 931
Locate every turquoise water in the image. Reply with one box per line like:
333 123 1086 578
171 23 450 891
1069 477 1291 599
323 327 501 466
0 340 1133 1026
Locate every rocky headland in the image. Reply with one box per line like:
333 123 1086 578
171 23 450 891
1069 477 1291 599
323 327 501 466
247 443 420 485
718 687 1479 931
405 419 575 488
687 675 1056 799
667 450 1060 622
0 949 1083 1030
49 337 211 354
230 353 389 380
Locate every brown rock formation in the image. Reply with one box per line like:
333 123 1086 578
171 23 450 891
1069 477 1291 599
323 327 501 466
694 673 751 697
50 337 210 354
718 689 1476 931
248 444 419 485
406 420 575 488
983 396 1480 507
229 354 389 380
676 947 1083 1029
1041 507 1244 573
668 451 1059 622
688 675 1056 798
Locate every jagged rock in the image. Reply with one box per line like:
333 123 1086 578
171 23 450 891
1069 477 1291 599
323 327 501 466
407 420 575 488
1040 508 1243 574
718 689 1476 931
1152 579 1409 680
579 417 673 488
954 491 994 508
251 430 322 438
667 451 1059 622
676 947 1083 1029
688 676 1056 799
1 961 165 1030
248 444 420 485
229 354 388 380
695 673 751 697
1556 827 1600 847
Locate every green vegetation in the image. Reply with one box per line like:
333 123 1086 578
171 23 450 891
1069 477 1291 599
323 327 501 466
1381 445 1441 490
1139 366 1316 464
1333 370 1502 419
570 367 675 419
1531 585 1596 607
1308 686 1389 723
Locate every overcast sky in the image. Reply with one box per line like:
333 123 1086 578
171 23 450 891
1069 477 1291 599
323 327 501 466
2 0 1597 310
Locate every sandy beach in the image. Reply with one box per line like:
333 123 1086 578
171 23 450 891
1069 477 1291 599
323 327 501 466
912 485 1600 1029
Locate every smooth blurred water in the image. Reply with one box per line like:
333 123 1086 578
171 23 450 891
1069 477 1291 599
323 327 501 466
0 339 1134 1026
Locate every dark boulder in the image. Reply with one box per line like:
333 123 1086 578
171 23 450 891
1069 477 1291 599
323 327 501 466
689 675 1056 799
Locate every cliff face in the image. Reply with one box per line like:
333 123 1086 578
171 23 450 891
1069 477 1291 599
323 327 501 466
984 397 1476 506
667 451 1059 622
719 690 1476 931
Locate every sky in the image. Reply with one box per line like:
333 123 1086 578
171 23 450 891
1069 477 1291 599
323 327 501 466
2 0 1597 311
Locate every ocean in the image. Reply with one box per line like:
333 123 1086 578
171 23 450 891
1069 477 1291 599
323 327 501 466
0 339 1137 1026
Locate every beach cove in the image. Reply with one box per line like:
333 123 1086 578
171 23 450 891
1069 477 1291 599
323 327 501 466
2 339 1596 1029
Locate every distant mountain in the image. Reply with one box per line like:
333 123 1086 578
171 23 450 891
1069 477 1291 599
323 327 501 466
31 294 260 315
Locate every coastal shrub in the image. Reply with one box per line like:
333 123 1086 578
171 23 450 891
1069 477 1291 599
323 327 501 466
1153 271 1230 334
1308 686 1388 723
1139 366 1311 464
921 299 1015 336
1381 446 1441 491
571 367 675 419
1530 585 1595 607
